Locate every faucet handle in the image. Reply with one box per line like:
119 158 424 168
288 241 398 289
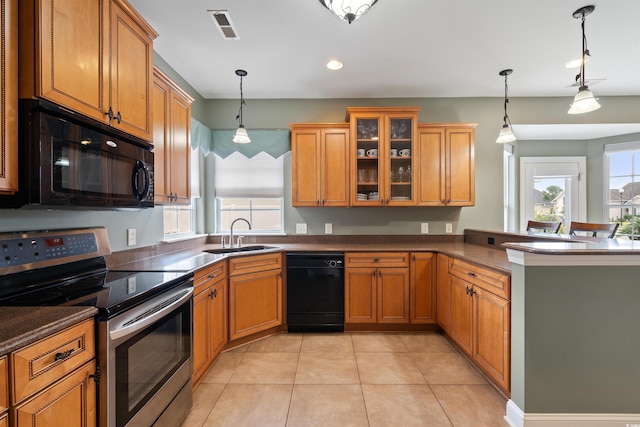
236 236 244 248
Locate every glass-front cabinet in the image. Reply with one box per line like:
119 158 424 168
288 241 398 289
347 107 420 206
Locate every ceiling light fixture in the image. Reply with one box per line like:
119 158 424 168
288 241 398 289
496 69 516 144
568 5 601 115
233 69 250 144
318 0 379 24
327 59 343 70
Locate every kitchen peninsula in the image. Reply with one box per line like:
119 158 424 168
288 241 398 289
503 239 640 427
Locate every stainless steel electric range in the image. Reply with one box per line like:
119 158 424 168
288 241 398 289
0 227 193 427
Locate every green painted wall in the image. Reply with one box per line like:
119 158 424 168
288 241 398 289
511 262 640 413
1 54 639 250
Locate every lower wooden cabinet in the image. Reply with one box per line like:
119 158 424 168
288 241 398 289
443 257 511 394
13 361 97 427
0 356 7 424
436 253 451 331
409 252 437 324
228 253 283 341
192 261 227 385
345 252 409 324
9 319 97 427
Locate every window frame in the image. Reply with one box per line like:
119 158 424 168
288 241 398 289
604 141 640 240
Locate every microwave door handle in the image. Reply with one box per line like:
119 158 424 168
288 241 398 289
131 160 150 201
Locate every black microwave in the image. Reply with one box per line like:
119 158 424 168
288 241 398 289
2 99 154 209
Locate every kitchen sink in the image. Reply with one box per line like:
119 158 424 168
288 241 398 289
203 245 276 255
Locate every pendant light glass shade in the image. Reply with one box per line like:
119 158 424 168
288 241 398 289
497 125 517 143
568 87 601 114
496 69 516 144
319 0 379 24
568 5 600 115
234 69 250 144
233 126 251 144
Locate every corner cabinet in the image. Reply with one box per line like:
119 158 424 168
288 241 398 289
347 107 420 206
417 124 476 206
18 0 157 141
290 123 350 207
152 67 194 204
0 0 18 194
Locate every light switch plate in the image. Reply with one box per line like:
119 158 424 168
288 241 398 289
421 223 429 234
445 223 453 233
325 223 333 234
127 228 136 246
296 223 308 234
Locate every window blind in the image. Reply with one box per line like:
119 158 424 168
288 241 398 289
213 151 284 197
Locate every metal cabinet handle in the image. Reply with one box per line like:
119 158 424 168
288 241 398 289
467 272 476 277
55 349 74 361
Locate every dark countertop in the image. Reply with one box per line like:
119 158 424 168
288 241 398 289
0 306 97 356
112 241 512 274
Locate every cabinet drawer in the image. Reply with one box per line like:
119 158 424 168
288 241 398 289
345 252 409 268
229 253 282 276
0 356 6 414
448 258 510 299
194 260 226 293
11 319 95 404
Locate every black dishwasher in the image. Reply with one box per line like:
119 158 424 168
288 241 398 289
286 252 344 332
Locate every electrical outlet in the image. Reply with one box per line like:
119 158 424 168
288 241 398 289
445 223 453 233
325 223 333 234
127 228 136 246
296 223 307 234
421 223 429 234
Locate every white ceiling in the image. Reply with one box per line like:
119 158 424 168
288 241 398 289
129 0 639 100
128 0 640 139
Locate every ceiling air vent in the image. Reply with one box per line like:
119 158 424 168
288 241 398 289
208 10 240 40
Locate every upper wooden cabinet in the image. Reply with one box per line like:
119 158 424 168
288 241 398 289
0 0 18 194
290 123 350 207
417 124 476 206
347 107 419 206
152 67 194 204
18 0 157 141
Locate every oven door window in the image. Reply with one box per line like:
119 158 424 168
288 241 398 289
115 302 191 427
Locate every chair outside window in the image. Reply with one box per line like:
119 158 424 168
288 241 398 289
526 220 561 233
568 221 619 238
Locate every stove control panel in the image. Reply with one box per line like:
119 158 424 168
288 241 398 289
0 227 111 274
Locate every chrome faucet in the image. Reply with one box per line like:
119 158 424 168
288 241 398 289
229 217 251 248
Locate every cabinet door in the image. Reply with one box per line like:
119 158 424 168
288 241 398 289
352 114 382 205
14 360 97 427
386 113 417 205
448 275 473 355
446 128 475 206
345 268 376 323
109 0 154 140
416 126 445 205
321 127 350 206
229 268 282 340
192 286 212 385
291 128 321 206
473 287 510 393
436 254 451 332
377 268 409 323
410 253 437 324
20 0 109 124
0 356 6 415
0 0 18 194
211 280 228 356
152 75 170 203
168 90 192 204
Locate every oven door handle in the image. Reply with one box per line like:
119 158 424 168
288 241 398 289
109 287 193 341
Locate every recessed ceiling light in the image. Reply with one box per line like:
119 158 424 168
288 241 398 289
326 59 343 70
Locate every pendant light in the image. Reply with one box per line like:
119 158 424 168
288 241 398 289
568 5 601 115
496 69 516 144
318 0 379 24
233 69 250 144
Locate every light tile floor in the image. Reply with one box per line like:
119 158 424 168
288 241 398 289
181 332 510 427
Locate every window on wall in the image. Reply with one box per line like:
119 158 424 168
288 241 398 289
604 142 640 240
214 151 284 234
